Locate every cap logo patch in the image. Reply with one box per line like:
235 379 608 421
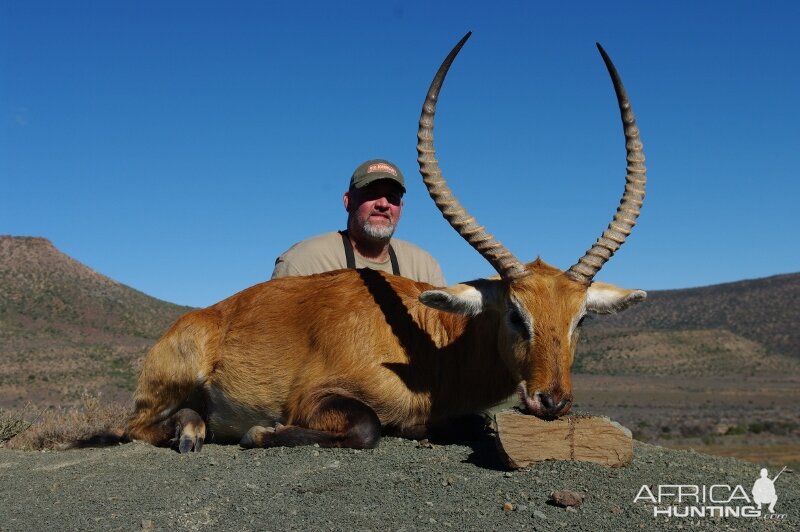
367 163 397 176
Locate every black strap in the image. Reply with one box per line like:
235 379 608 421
388 245 400 276
339 230 400 276
340 230 356 269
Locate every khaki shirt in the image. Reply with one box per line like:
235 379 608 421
272 231 446 286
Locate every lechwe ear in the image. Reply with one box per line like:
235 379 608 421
419 280 505 316
586 281 646 314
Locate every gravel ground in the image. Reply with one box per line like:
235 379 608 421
0 438 797 531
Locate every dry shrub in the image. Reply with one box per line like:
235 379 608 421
0 404 39 445
4 392 130 451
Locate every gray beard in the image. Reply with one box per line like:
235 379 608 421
359 219 395 242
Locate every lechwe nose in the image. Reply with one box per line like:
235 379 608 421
537 392 571 418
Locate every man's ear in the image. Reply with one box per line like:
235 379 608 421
343 191 351 212
419 279 505 316
586 281 647 314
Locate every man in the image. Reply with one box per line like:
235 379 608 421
272 159 446 286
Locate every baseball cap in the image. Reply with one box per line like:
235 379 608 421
349 159 406 192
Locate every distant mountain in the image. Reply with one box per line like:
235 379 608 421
0 236 192 408
578 273 800 375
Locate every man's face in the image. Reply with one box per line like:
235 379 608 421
344 180 404 242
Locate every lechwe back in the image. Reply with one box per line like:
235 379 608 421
119 32 648 453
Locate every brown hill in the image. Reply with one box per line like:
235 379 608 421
578 273 800 375
0 236 192 408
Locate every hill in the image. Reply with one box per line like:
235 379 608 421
0 236 192 408
577 273 800 376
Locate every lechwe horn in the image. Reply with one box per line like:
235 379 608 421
566 44 647 284
417 32 528 281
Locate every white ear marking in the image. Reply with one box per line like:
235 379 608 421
420 280 506 316
586 282 646 314
420 285 485 316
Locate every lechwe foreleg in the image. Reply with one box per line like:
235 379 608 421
240 387 381 449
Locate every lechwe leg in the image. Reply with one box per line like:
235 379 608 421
125 314 214 452
240 388 381 449
126 407 206 453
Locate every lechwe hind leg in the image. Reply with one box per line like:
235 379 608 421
240 388 381 449
125 313 215 453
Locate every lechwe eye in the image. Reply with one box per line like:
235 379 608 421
507 307 532 340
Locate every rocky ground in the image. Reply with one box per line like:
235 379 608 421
0 437 797 531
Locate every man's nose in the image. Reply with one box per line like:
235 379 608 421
373 196 390 208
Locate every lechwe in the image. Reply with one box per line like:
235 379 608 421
115 33 648 452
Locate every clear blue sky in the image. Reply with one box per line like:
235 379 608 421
2 1 799 308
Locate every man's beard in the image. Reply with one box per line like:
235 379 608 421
357 215 395 242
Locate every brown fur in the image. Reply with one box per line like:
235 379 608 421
123 259 640 451
127 262 612 450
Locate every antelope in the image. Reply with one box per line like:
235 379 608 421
123 32 647 453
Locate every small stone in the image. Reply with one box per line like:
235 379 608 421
141 520 154 530
516 504 527 512
610 505 622 514
548 490 585 508
532 510 548 520
312 450 320 456
503 502 514 512
417 439 434 449
566 506 578 513
504 472 513 478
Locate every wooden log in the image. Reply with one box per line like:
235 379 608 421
494 411 633 469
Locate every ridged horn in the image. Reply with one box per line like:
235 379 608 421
566 43 647 284
417 32 529 281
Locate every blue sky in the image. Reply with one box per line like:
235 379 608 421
2 1 799 307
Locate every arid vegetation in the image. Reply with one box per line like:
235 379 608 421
0 393 128 450
0 236 190 409
581 271 800 360
572 374 800 469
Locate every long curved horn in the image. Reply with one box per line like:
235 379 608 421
567 44 647 284
417 32 528 281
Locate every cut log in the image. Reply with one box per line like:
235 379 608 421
494 411 633 469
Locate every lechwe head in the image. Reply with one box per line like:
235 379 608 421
416 32 647 419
